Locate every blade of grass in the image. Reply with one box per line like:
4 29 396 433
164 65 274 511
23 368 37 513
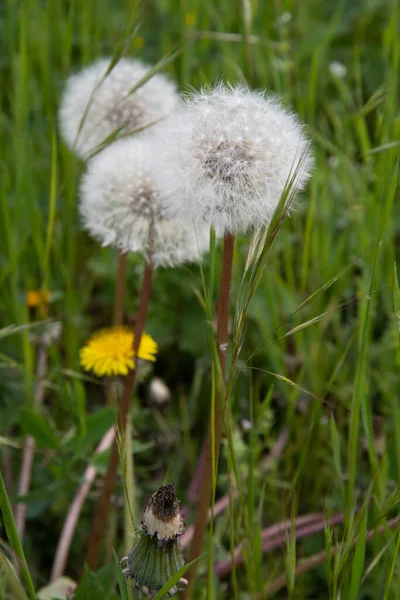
0 471 36 600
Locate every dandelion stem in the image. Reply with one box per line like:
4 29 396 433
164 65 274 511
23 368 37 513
185 232 235 596
114 253 127 325
85 260 153 571
50 427 115 582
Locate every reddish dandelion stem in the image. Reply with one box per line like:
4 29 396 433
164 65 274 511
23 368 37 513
184 232 235 597
113 253 127 326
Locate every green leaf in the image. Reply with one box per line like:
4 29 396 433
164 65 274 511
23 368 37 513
20 408 60 449
68 407 116 456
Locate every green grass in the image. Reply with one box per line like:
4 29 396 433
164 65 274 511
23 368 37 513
1 0 400 598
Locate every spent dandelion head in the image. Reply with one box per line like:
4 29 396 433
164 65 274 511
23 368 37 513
156 82 313 234
59 57 179 158
79 134 210 266
80 326 157 377
121 484 186 596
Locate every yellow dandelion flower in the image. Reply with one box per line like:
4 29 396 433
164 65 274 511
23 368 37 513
26 289 51 308
80 326 157 378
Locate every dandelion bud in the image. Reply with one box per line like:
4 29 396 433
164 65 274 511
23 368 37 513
121 485 186 597
59 58 179 158
80 134 209 267
157 83 312 234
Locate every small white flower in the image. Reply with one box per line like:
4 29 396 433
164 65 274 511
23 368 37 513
156 83 312 234
80 134 209 267
59 58 179 158
329 61 347 79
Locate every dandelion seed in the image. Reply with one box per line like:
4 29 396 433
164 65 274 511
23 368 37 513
59 58 179 158
156 83 312 233
80 134 210 266
80 326 157 377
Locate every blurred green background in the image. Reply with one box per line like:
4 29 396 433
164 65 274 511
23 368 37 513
0 0 399 598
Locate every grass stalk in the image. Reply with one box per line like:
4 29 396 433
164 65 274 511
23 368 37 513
184 232 235 597
262 516 400 597
0 471 36 600
85 260 153 570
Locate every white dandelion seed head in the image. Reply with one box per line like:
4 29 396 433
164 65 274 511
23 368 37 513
59 58 179 158
79 134 209 267
156 83 312 234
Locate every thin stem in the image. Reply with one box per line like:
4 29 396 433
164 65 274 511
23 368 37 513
124 411 135 552
85 261 153 571
114 253 127 325
184 232 235 597
15 340 48 542
50 427 115 582
105 252 128 558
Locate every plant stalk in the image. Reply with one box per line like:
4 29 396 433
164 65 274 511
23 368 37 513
184 232 235 597
114 253 127 325
85 260 153 571
15 339 48 542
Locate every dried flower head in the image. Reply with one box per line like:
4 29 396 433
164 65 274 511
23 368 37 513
121 484 186 597
142 484 184 541
59 57 179 158
80 326 157 377
157 83 312 233
80 134 209 267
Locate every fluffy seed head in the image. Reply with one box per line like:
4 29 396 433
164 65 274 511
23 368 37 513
59 58 179 158
79 134 209 267
142 484 184 541
156 83 312 233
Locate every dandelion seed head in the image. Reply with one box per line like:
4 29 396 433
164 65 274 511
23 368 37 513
80 135 209 266
156 83 312 233
59 58 179 158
